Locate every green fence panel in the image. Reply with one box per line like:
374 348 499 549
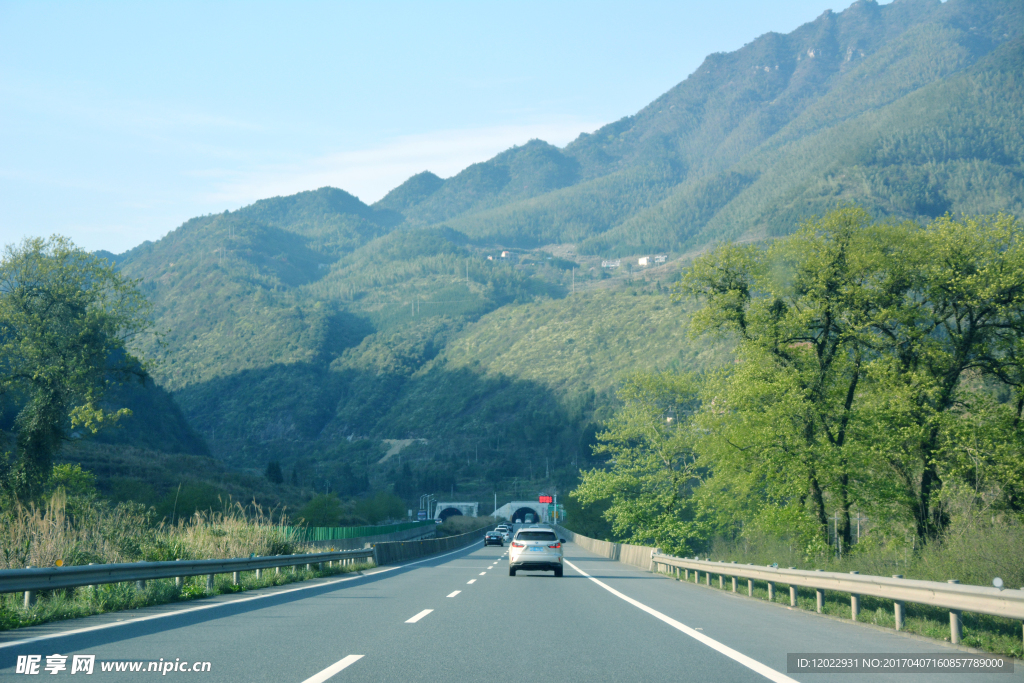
285 520 433 542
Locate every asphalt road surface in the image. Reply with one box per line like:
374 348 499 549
0 540 1019 682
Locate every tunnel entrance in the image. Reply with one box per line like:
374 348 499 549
437 507 464 522
511 507 540 524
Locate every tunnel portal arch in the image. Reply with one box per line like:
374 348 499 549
511 506 542 524
437 507 464 522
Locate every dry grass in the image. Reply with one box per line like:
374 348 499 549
0 489 369 631
0 490 302 570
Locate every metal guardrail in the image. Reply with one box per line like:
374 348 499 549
651 554 1024 645
0 548 374 607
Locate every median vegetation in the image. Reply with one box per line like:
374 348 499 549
0 485 370 631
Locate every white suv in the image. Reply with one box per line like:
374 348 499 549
509 527 565 577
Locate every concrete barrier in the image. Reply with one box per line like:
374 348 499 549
556 526 654 571
373 527 489 566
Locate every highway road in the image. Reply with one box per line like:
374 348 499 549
0 539 1018 682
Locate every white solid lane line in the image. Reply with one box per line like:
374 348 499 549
563 560 797 683
405 609 434 624
300 654 364 683
467 579 476 584
447 591 461 598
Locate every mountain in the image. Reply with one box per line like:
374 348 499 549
84 0 1021 511
387 0 1022 253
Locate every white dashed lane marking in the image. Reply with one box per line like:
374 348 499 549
447 591 461 598
479 572 486 576
300 654 364 683
405 609 433 624
467 579 476 584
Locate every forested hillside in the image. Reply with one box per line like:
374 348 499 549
74 0 1022 515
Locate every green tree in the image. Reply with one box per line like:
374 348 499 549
571 372 703 555
855 213 1024 537
354 491 405 525
296 494 343 527
265 461 284 484
0 237 152 499
678 209 1024 547
678 208 917 549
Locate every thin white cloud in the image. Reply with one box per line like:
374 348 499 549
194 120 606 208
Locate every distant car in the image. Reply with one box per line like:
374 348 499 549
509 527 565 577
495 524 512 542
484 530 504 546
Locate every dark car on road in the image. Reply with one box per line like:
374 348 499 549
484 530 504 546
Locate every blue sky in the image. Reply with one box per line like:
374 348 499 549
0 0 878 253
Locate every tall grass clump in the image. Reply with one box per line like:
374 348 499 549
0 489 302 569
0 489 367 632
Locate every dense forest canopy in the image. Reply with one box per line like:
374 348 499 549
575 209 1024 557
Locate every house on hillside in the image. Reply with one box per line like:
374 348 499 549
654 254 667 264
501 251 511 258
601 259 621 268
638 256 651 266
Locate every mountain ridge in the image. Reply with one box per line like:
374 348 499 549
82 0 1023 512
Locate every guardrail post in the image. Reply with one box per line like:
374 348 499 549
748 579 753 596
850 571 860 620
787 568 797 606
732 576 737 593
174 559 182 589
23 566 35 608
255 568 262 580
705 571 710 586
206 574 215 592
948 580 962 644
892 575 904 630
718 574 723 589
684 569 689 580
232 571 240 586
768 581 775 602
88 563 96 596
816 570 824 613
